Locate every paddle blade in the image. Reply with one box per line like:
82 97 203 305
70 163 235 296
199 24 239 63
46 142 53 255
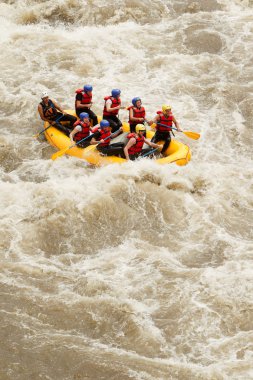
33 125 51 138
51 146 71 161
33 129 46 138
82 144 98 156
183 131 200 140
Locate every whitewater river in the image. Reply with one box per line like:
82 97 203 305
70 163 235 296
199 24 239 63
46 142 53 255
0 0 252 379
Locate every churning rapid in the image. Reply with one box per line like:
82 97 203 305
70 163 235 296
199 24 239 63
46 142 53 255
0 0 253 379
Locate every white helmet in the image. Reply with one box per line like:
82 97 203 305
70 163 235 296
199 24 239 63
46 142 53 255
41 91 49 99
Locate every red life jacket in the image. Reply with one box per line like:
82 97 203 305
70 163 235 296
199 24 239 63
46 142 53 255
40 99 57 120
97 129 111 147
73 120 91 142
103 96 121 116
75 88 92 106
156 111 173 132
127 133 145 155
91 125 99 133
128 106 146 124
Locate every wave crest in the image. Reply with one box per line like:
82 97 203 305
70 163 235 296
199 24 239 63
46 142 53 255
16 0 169 26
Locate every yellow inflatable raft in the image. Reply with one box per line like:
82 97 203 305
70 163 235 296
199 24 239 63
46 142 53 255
44 111 191 166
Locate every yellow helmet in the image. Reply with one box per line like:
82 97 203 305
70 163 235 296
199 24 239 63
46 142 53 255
162 104 171 113
136 124 146 133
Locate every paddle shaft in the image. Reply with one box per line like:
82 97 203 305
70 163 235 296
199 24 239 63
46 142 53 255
72 133 95 148
141 148 158 157
93 128 121 147
82 128 122 157
34 114 64 138
51 133 95 160
157 123 200 140
157 122 180 133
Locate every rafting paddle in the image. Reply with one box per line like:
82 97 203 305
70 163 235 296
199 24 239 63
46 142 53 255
141 148 159 157
157 123 200 140
51 133 95 161
33 115 64 138
82 129 122 156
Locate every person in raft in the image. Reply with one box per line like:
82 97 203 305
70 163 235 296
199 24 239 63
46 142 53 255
127 97 152 133
124 124 160 161
38 92 77 136
151 104 182 155
69 112 93 148
90 120 125 156
75 84 98 127
103 89 124 133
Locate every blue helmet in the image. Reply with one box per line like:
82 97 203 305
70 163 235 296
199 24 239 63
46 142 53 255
100 120 110 129
83 84 93 92
111 89 121 98
79 112 89 120
132 97 141 106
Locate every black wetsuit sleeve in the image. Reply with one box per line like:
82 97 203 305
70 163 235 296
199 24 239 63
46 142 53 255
76 93 83 101
93 131 101 140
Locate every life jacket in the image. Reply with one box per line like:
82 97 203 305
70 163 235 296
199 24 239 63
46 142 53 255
40 99 57 120
127 133 145 155
156 111 173 133
103 96 121 116
91 125 99 133
128 105 145 124
75 88 92 107
73 120 91 142
97 129 111 147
